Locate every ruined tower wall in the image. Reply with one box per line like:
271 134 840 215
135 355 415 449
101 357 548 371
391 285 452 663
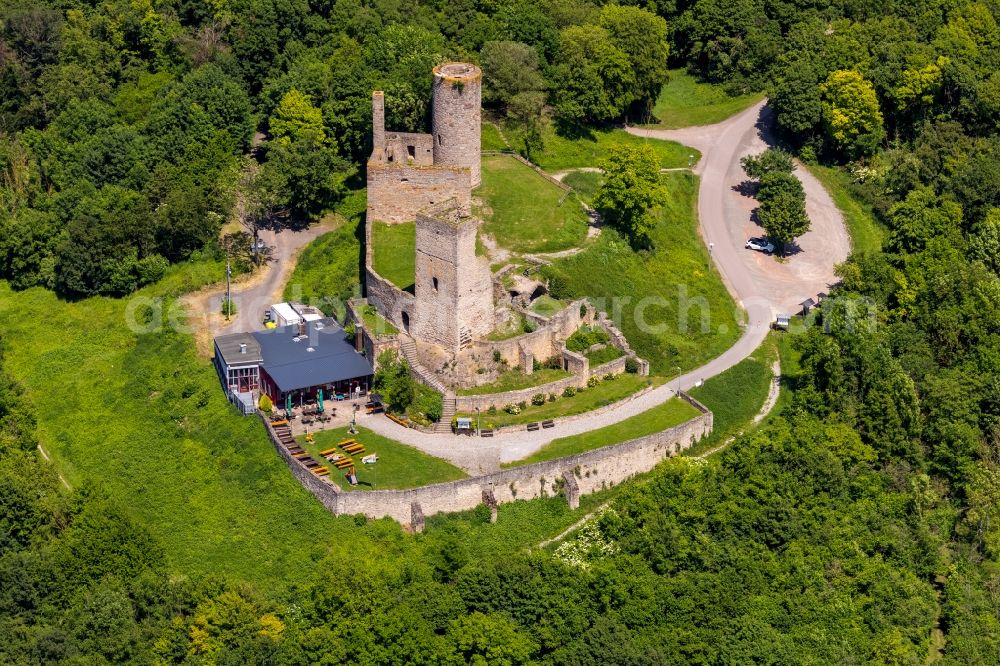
432 63 482 188
413 207 494 351
366 162 471 224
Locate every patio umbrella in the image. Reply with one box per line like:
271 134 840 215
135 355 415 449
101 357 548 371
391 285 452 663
317 389 324 413
285 394 292 417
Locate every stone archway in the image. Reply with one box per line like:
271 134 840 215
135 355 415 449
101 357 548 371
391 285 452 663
401 311 410 334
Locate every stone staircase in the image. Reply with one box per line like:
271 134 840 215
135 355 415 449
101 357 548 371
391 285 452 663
436 395 457 433
398 335 448 394
398 335 455 432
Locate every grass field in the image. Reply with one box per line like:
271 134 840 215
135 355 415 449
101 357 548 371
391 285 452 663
562 170 604 204
283 189 366 319
647 69 764 128
509 120 698 171
805 164 885 254
458 367 571 396
371 221 415 291
476 155 589 254
545 172 740 375
505 397 701 466
458 374 662 428
683 340 775 456
298 426 465 490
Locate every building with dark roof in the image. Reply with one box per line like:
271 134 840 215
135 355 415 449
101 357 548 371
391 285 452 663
212 318 373 413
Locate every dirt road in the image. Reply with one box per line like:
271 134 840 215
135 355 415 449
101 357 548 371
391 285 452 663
183 221 336 355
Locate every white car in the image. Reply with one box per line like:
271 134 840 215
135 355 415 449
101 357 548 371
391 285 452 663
745 237 775 255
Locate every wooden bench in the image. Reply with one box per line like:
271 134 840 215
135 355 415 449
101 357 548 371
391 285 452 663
319 447 339 456
313 468 330 476
480 429 494 437
541 420 555 429
526 422 540 431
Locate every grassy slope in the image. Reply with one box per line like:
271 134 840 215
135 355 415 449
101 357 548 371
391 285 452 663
298 426 465 490
805 164 885 254
476 155 589 254
547 172 740 375
458 374 663 428
481 122 509 151
282 189 366 318
683 338 775 456
371 221 416 292
648 69 764 128
515 121 698 171
562 170 604 204
507 397 700 466
530 295 564 317
0 275 355 586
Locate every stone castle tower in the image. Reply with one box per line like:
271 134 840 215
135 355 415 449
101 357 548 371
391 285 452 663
364 63 495 354
366 63 481 224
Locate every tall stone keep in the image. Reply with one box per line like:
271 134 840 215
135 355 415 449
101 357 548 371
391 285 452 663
432 62 482 188
412 200 494 352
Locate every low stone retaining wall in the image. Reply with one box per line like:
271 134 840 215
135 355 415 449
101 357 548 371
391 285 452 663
264 395 711 529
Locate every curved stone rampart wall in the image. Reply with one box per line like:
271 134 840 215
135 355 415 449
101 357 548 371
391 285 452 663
262 394 712 529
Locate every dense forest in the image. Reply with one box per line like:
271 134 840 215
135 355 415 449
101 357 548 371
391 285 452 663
2 0 1000 663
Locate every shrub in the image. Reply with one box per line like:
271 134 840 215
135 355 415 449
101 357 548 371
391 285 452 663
587 375 600 387
532 358 541 371
604 373 616 381
544 355 563 370
625 357 640 373
221 298 237 316
562 386 577 398
532 393 546 406
518 400 527 410
580 302 587 318
493 350 502 363
258 394 273 412
523 320 537 333
548 393 557 402
566 325 610 352
504 403 521 415
487 405 497 415
413 385 443 422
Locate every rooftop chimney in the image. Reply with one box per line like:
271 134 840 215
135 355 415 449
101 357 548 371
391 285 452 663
297 321 306 337
239 343 247 354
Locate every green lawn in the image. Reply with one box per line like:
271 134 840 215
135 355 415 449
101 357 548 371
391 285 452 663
544 172 740 375
805 164 885 254
297 426 465 490
481 122 509 151
683 340 775 456
647 69 764 129
458 367 571 396
459 374 662 428
505 397 701 467
562 170 604 204
586 346 625 366
283 189 366 319
530 295 564 317
371 221 416 292
509 120 698 171
476 155 589 254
